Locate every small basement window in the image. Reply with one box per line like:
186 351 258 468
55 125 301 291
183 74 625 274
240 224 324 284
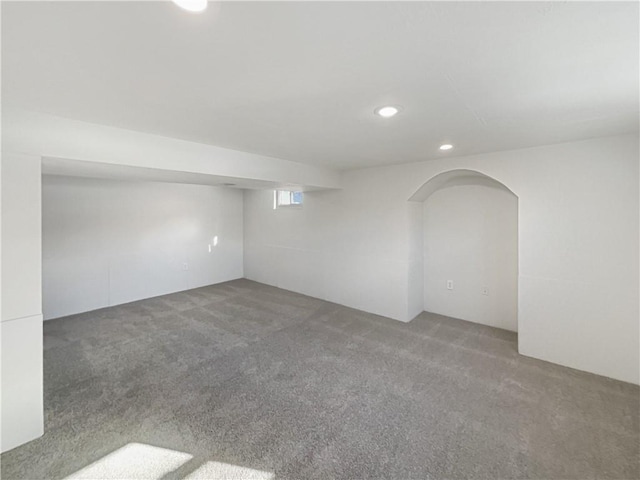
274 190 303 208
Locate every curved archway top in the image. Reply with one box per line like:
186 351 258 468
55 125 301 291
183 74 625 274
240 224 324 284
408 169 517 202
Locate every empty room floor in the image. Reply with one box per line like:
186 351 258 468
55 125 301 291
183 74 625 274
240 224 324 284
1 279 638 480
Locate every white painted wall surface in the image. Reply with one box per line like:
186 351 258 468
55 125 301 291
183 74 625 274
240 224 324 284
244 181 413 322
2 154 42 321
1 314 44 452
1 153 44 452
423 185 518 331
42 176 244 320
244 134 639 384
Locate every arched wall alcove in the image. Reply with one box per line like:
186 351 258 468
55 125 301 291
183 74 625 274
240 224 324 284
409 169 519 333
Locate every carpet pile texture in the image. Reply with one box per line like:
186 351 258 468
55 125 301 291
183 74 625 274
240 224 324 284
1 279 638 479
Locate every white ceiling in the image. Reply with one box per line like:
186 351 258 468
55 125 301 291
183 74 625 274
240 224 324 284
3 1 638 170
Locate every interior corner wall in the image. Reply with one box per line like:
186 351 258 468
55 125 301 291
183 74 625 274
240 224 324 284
243 180 414 322
423 184 518 331
406 199 424 321
42 176 244 320
1 152 44 453
243 134 639 384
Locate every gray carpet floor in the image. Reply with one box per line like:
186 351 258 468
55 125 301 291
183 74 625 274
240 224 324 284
1 279 638 480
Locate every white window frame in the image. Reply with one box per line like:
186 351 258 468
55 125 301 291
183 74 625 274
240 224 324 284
274 190 303 209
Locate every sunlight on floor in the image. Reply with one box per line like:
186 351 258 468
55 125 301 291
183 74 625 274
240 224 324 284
183 461 274 479
64 443 192 479
62 442 274 480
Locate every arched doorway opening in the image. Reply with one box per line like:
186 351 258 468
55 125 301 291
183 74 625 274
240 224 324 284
409 170 519 332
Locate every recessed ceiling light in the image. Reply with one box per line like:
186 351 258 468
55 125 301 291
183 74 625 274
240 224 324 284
439 144 454 151
375 106 400 118
172 0 208 13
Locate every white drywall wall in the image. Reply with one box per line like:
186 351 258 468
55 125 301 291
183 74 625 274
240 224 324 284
244 182 413 321
42 176 244 319
244 134 639 384
2 154 42 321
423 184 518 331
1 153 44 453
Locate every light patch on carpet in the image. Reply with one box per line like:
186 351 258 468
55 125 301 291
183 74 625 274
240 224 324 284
63 443 192 479
183 461 274 480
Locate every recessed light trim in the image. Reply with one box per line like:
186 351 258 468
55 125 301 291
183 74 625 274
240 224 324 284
375 106 400 118
439 144 454 151
172 0 208 13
